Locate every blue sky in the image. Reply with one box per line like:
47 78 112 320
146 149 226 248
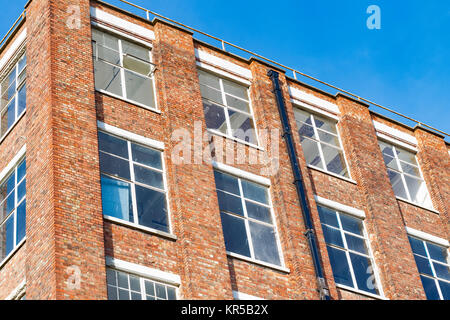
2 0 449 137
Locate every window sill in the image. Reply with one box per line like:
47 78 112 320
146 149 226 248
226 252 290 273
96 90 161 115
207 129 264 151
0 110 26 146
307 165 357 185
0 238 26 271
335 283 387 300
104 215 177 241
396 197 439 214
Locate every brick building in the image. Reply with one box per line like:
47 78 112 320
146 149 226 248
0 0 449 300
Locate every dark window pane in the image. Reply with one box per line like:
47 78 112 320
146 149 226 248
249 221 281 266
117 272 128 288
17 84 26 116
203 100 227 134
340 214 363 236
135 185 168 232
106 269 116 286
426 242 448 264
408 236 426 256
100 175 134 223
220 212 250 257
145 280 155 296
349 253 378 294
345 234 367 254
229 110 257 145
420 276 440 300
118 289 130 300
131 292 142 300
98 132 128 158
241 180 268 204
167 287 177 300
94 60 123 96
134 164 164 189
317 205 339 228
217 190 244 216
245 201 271 224
107 285 118 300
213 171 240 195
413 254 433 276
99 152 130 180
327 246 353 287
155 283 167 299
17 179 26 203
438 280 450 300
129 275 140 292
322 224 344 247
17 159 26 182
16 200 26 244
433 262 450 281
298 122 316 139
131 143 162 169
321 144 348 177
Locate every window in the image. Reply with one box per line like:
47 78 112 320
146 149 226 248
379 141 432 208
294 108 349 178
213 170 281 266
198 70 257 145
317 205 380 295
92 28 156 109
408 236 450 300
0 158 26 263
1 54 26 139
98 131 169 233
106 268 177 300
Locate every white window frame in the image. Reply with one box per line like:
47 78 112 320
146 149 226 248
232 291 264 300
212 162 288 273
91 25 159 112
294 106 352 180
315 196 385 299
379 140 433 210
97 122 173 238
198 68 260 148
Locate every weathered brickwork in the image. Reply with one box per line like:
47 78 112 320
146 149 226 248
0 0 448 300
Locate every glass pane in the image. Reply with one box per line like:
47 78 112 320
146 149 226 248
0 172 15 205
18 55 26 73
300 137 323 169
107 285 118 300
167 287 176 300
349 253 378 294
345 234 367 254
225 94 249 113
229 110 257 145
17 179 26 203
130 292 141 300
135 185 168 232
317 205 339 228
404 175 431 207
387 169 408 199
321 144 348 177
245 201 271 224
100 175 133 222
294 109 312 125
94 60 123 96
117 271 129 288
297 122 316 140
98 132 129 159
5 215 14 257
129 275 141 292
131 144 162 169
16 200 26 244
327 246 353 287
217 190 244 216
124 70 155 107
134 164 164 189
1 98 15 136
249 221 280 266
1 69 16 101
145 280 155 296
123 55 151 76
122 39 150 62
426 242 448 264
408 236 427 256
17 84 26 116
241 180 268 204
92 29 119 51
198 70 220 90
203 100 227 134
220 212 250 257
106 269 116 286
213 171 240 195
118 289 130 300
200 84 222 104
413 254 433 276
433 262 450 281
321 224 344 247
438 280 450 300
420 276 440 300
222 79 248 100
396 148 417 165
95 44 120 65
379 141 395 157
17 160 26 182
155 283 167 299
400 161 420 177
317 130 339 146
382 154 399 171
99 152 130 180
340 214 363 236
313 115 337 134
146 295 155 300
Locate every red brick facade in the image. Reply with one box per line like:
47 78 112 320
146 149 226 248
0 0 448 300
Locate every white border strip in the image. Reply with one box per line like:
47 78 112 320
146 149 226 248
97 121 164 150
105 257 181 286
0 144 26 182
5 280 26 300
90 7 155 41
288 86 340 115
373 121 418 151
232 291 264 300
292 99 339 120
212 161 271 186
0 29 26 72
195 49 252 83
314 195 366 219
406 227 449 247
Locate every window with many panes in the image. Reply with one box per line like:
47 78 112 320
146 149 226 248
408 236 449 300
198 70 258 145
0 158 26 263
294 108 349 178
317 205 381 295
98 131 169 233
92 28 156 109
213 170 282 266
379 141 432 208
106 268 177 300
1 54 26 139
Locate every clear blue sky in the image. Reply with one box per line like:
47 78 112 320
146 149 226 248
2 0 449 137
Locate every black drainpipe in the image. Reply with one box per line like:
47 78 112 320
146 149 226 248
268 70 331 300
